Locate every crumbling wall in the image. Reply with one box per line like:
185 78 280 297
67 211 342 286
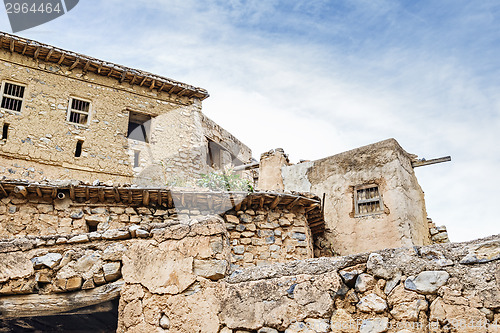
118 234 500 333
281 139 432 256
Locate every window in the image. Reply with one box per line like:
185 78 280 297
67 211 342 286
75 140 83 157
2 123 9 140
354 184 383 216
127 112 151 142
1 82 25 113
207 139 222 169
133 151 140 167
67 98 90 125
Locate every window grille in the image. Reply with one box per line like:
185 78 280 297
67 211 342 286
354 184 383 216
67 98 90 125
1 82 25 113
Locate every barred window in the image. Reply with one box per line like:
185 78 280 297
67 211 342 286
67 98 90 125
354 184 383 216
1 82 25 113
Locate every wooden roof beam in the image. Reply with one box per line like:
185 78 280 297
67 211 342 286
57 53 65 65
177 88 187 96
143 190 150 206
9 39 14 53
149 79 156 90
270 195 281 209
120 71 127 83
158 82 167 92
139 76 147 87
45 49 54 62
83 60 91 72
167 85 177 93
69 58 79 70
412 156 451 168
97 62 103 74
130 74 137 85
21 42 28 55
33 46 41 60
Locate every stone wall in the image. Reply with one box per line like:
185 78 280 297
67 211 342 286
118 234 500 333
222 206 313 269
279 139 432 256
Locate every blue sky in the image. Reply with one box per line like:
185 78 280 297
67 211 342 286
1 0 499 242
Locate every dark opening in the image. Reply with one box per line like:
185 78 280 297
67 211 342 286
127 112 151 142
87 222 98 232
134 151 140 167
75 140 83 157
2 123 9 140
207 139 222 169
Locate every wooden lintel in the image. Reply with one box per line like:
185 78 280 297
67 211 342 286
259 196 265 209
51 188 57 199
98 188 105 202
167 191 173 208
33 47 40 60
83 60 91 72
69 58 79 70
9 39 14 53
143 190 150 206
57 53 65 65
149 79 156 90
128 189 133 204
412 156 451 168
0 280 123 319
120 71 127 83
114 188 121 202
35 187 43 197
270 195 281 209
85 187 90 201
45 49 54 62
69 185 75 201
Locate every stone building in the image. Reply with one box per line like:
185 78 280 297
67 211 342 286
257 139 450 256
0 32 251 186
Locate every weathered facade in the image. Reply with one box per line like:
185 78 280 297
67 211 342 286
0 32 251 187
258 139 449 256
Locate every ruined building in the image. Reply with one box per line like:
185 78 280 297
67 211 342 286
0 32 498 333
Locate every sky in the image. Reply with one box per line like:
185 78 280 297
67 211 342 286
1 0 499 242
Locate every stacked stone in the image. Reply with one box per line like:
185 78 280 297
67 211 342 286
428 218 450 244
223 207 312 268
0 195 207 239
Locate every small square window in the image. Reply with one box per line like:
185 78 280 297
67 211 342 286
1 82 25 113
67 98 91 125
354 184 383 216
127 112 151 143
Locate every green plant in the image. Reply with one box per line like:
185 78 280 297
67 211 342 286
197 169 253 192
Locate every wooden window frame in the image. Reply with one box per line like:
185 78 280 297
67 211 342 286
354 184 384 217
66 97 91 126
0 81 26 114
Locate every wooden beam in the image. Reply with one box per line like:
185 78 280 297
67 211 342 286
270 195 281 209
45 49 54 62
33 47 41 60
83 60 91 72
167 191 173 208
69 58 79 70
305 203 320 213
139 76 148 87
107 68 114 77
167 85 177 93
181 192 185 206
177 88 187 96
412 156 451 168
85 187 90 201
0 184 8 197
21 43 28 55
128 189 133 204
9 39 14 53
36 187 43 197
234 196 242 211
0 280 123 319
286 197 301 210
51 188 57 199
97 62 103 73
159 82 167 92
114 187 121 202
120 71 127 83
98 188 105 202
157 190 162 205
69 185 75 201
57 53 65 65
259 196 265 209
149 79 156 90
143 190 150 206
130 74 137 85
